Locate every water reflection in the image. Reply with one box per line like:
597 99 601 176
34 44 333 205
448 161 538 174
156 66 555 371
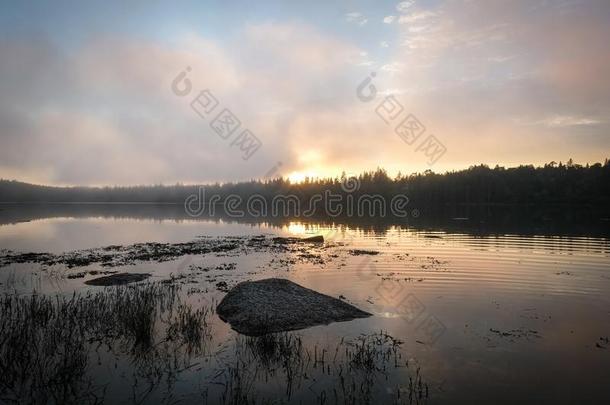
0 204 609 403
1 202 609 237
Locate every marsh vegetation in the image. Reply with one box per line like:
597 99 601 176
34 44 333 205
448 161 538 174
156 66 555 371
0 283 211 404
0 279 427 404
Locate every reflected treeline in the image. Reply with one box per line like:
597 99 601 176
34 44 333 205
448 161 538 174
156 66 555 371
0 201 608 238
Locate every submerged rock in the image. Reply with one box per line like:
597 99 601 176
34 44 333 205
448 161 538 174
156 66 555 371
84 273 150 286
216 278 371 335
349 249 380 255
302 235 324 243
272 235 324 244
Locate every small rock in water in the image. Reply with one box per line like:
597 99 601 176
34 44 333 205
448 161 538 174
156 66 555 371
216 278 371 335
302 235 324 243
215 281 230 292
84 273 150 286
349 249 380 255
272 235 324 244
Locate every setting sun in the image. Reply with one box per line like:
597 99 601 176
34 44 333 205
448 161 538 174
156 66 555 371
287 171 318 184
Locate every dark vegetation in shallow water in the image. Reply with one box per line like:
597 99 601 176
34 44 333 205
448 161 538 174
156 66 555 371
350 249 380 255
66 269 117 279
488 327 541 342
0 283 210 404
166 303 212 354
217 329 428 405
84 272 150 286
0 235 332 269
0 238 241 268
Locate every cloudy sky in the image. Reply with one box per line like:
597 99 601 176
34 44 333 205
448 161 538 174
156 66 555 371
1 0 609 185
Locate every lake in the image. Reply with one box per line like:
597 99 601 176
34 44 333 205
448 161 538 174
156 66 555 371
0 203 609 404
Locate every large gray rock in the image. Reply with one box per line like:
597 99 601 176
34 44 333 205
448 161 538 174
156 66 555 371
216 278 371 335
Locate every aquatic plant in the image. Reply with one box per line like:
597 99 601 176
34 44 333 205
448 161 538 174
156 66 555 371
214 330 428 405
166 303 212 354
0 283 211 404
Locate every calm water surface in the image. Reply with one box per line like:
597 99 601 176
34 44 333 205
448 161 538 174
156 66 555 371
0 205 609 404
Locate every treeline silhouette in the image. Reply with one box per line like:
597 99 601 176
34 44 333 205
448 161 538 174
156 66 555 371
1 160 609 208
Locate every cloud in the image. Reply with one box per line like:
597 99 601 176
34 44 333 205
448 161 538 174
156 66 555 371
530 115 603 128
398 10 438 24
0 24 369 185
380 62 404 73
383 15 396 24
380 0 610 166
345 12 368 26
396 1 416 13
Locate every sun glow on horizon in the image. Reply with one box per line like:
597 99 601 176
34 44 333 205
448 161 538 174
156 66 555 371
287 170 319 184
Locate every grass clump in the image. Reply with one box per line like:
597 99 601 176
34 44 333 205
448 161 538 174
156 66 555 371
0 283 211 404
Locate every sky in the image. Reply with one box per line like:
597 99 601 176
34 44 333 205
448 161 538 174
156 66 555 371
0 0 609 186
